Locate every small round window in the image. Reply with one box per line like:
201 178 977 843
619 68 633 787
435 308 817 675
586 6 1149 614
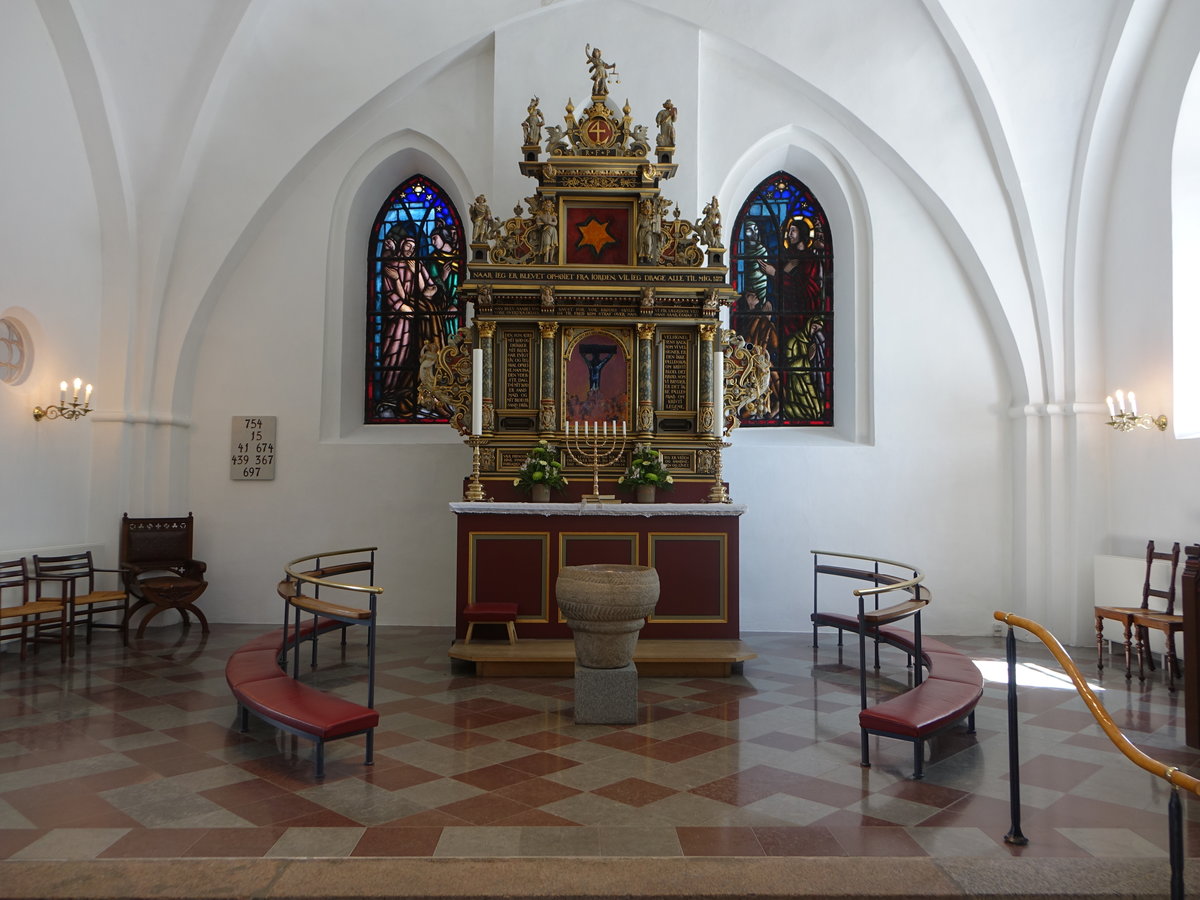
0 317 32 385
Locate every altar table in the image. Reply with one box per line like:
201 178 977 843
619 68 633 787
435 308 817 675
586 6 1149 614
451 502 745 641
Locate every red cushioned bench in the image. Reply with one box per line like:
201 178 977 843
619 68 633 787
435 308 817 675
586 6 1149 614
857 629 983 779
225 619 378 779
810 552 982 778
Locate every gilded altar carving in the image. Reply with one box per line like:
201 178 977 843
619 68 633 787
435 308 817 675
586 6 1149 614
721 331 772 434
417 330 473 436
453 44 745 497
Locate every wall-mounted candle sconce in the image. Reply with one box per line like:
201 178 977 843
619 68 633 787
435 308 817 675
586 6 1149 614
1105 389 1167 432
33 378 93 421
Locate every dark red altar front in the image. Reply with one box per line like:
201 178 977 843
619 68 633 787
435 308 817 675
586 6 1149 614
452 502 743 641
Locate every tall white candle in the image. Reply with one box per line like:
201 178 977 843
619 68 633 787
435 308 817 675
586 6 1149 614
712 341 725 438
622 421 626 437
59 381 67 404
72 377 82 403
1106 395 1115 417
1115 389 1125 414
84 384 93 406
1128 392 1138 416
471 349 483 436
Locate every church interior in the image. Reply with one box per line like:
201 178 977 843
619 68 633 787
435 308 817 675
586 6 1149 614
3 0 1200 896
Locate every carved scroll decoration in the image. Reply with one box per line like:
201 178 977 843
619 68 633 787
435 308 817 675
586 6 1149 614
720 331 772 435
417 329 474 436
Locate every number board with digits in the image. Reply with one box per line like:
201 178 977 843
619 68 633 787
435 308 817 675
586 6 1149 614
230 416 277 481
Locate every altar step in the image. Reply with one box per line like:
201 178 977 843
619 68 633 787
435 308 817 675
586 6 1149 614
448 638 757 677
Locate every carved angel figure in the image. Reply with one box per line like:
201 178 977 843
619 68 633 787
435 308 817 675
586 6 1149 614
522 97 544 147
698 196 722 247
585 45 617 96
656 99 677 147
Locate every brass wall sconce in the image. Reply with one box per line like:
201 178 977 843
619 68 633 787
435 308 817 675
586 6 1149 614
33 378 93 421
1105 389 1167 432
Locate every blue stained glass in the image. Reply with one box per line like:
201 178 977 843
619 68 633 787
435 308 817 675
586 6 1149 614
729 171 833 427
365 175 465 423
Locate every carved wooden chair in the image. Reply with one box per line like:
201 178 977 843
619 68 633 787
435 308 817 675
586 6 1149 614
32 551 128 654
119 512 209 638
0 558 68 662
1095 540 1180 679
1133 542 1184 690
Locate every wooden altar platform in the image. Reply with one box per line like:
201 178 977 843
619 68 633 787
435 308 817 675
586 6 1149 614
448 638 757 677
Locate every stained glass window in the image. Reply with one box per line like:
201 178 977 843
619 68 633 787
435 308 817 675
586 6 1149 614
365 175 465 423
729 172 833 427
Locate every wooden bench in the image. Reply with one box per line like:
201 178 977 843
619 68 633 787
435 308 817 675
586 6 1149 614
811 551 983 778
225 548 381 779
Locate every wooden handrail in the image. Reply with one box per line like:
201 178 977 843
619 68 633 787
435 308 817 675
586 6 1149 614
994 610 1200 795
284 548 383 596
810 550 925 599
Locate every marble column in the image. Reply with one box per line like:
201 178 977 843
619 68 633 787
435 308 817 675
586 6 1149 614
539 321 559 435
636 322 656 437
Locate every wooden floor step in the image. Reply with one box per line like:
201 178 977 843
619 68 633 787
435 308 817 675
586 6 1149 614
448 638 757 677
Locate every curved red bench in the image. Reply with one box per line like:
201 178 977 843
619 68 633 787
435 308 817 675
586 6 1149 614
858 631 983 779
225 618 378 779
810 552 982 779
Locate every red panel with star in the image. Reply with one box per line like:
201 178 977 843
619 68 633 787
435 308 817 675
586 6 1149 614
564 203 632 266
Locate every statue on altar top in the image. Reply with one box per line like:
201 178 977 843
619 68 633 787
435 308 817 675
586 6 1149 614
585 44 617 97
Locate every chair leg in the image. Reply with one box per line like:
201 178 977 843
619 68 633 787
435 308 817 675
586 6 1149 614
914 740 925 780
506 621 517 645
1122 621 1134 678
464 623 475 644
1166 633 1180 693
1136 626 1147 681
1095 615 1105 672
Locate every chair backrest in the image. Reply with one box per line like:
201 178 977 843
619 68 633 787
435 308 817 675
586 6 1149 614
119 512 195 566
0 558 30 606
1142 539 1182 614
32 552 96 591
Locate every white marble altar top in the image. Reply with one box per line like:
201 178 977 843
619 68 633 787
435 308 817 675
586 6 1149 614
449 501 746 517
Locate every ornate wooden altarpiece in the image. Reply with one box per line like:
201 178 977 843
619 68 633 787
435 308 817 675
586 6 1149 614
422 47 770 651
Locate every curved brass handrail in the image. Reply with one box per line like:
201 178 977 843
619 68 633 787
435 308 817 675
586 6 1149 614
284 547 383 596
994 610 1200 795
810 549 925 599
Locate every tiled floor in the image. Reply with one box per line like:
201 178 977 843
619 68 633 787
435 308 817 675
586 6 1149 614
0 624 1197 867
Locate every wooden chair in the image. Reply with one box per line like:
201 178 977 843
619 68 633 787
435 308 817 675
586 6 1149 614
0 558 68 662
118 512 209 638
32 551 128 654
1094 540 1179 681
1133 542 1184 690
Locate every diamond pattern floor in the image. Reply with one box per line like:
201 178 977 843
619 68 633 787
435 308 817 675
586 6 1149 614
1 625 1197 862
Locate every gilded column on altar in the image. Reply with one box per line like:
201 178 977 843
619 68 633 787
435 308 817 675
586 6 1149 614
539 321 559 435
637 322 656 437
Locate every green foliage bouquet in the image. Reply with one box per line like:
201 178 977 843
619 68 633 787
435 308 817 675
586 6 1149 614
617 444 674 490
513 439 568 492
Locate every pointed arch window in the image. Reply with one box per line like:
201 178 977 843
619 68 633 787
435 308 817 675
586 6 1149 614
729 172 833 426
365 175 466 423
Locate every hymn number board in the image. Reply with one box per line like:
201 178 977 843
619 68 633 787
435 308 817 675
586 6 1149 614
230 416 276 481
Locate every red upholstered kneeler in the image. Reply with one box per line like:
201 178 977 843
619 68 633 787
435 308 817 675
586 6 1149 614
463 602 518 644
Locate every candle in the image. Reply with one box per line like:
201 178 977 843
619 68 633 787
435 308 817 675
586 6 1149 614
574 420 578 437
622 421 626 438
471 349 483 436
1128 392 1137 416
603 421 608 437
59 381 67 404
713 341 725 438
72 377 82 402
1115 389 1125 414
84 384 93 406
1106 395 1115 417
